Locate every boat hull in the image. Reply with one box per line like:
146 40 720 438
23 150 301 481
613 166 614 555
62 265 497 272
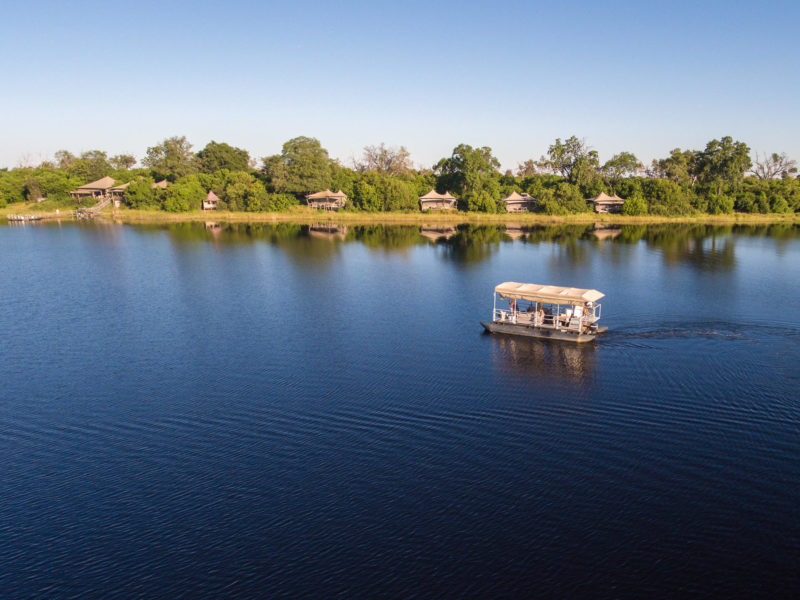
480 321 601 343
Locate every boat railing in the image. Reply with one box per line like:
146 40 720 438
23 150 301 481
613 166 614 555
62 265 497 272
493 302 601 331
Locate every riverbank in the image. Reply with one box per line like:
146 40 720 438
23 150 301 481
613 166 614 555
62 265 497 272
2 203 799 226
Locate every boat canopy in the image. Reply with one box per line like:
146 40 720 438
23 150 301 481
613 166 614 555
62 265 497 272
494 282 604 305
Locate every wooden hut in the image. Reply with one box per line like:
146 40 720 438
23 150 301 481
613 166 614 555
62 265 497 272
587 192 625 213
501 191 535 213
151 179 168 189
109 182 131 207
305 189 348 210
419 189 457 211
68 176 116 201
202 190 220 210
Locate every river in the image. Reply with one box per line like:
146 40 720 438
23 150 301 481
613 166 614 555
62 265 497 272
1 221 798 597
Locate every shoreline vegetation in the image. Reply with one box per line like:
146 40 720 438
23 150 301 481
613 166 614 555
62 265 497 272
3 203 798 226
2 135 799 220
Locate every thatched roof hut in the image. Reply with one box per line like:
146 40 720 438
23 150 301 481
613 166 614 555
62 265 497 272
306 189 348 210
69 176 116 199
419 189 457 211
587 192 625 213
151 179 168 189
501 191 535 213
203 190 220 210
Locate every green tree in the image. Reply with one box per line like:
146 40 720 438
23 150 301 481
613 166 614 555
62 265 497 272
69 150 112 181
644 179 695 216
621 193 648 216
143 136 197 181
380 177 417 211
262 136 332 195
162 176 205 211
602 151 642 179
651 148 699 186
540 136 600 188
707 194 734 214
197 141 251 173
695 136 752 195
771 195 790 213
434 144 500 208
54 150 77 169
352 180 381 211
222 171 258 211
124 178 159 208
467 189 497 213
110 154 137 170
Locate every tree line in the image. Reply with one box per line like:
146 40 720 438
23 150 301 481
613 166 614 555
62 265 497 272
1 135 798 215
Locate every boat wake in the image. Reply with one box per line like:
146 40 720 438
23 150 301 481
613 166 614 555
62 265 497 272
602 320 800 346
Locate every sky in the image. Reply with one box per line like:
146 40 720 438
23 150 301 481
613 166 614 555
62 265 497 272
1 0 798 171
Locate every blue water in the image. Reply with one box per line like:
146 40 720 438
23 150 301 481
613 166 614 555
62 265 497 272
1 222 798 597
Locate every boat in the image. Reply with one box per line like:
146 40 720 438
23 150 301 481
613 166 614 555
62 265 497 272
481 282 607 343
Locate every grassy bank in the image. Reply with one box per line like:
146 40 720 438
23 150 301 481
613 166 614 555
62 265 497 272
2 203 799 226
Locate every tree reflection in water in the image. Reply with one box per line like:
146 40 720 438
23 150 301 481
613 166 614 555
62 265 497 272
148 221 799 272
489 334 597 386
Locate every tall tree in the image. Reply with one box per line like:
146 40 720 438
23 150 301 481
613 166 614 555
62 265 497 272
539 136 600 188
143 136 197 181
54 150 76 169
516 159 538 177
695 136 752 195
434 144 500 204
751 152 798 180
262 136 332 195
355 143 412 175
70 150 112 181
197 141 251 173
650 148 699 186
602 151 642 179
110 154 136 170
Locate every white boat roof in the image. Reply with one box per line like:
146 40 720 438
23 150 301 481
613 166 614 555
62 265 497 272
494 282 604 304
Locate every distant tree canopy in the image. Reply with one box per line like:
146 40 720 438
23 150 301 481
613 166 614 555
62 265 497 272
262 136 332 196
110 154 137 170
356 143 412 175
1 134 798 216
197 141 251 173
435 144 501 210
143 136 196 182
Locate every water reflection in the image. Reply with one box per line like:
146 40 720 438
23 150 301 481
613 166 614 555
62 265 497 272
420 225 457 242
308 224 348 240
489 334 597 385
591 224 622 241
107 221 800 271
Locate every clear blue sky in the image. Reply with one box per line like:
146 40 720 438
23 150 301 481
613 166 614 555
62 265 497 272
2 0 798 170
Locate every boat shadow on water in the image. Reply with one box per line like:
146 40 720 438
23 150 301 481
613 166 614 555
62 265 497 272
487 334 598 385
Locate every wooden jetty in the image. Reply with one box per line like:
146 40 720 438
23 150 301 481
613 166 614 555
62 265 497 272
7 214 44 222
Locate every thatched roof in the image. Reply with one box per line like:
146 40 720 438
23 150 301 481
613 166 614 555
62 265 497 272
306 189 348 200
152 179 168 189
495 282 605 305
502 191 534 203
206 190 220 202
110 182 130 191
75 176 115 191
419 189 456 201
587 192 624 204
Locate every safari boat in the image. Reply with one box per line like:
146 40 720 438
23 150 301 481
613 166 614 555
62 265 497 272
481 282 607 343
